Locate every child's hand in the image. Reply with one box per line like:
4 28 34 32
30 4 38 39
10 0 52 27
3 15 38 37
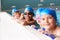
20 13 24 20
23 21 28 26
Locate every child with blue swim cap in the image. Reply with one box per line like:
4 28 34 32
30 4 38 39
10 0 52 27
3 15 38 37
36 8 60 40
12 8 24 23
12 7 18 15
13 10 21 19
35 8 44 25
22 6 35 25
22 6 40 30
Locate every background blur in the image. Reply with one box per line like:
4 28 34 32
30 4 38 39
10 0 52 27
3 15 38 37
1 0 60 12
0 0 60 23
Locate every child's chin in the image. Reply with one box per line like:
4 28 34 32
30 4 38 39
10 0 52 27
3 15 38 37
44 26 50 29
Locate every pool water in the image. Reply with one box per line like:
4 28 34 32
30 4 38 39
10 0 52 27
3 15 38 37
56 11 60 26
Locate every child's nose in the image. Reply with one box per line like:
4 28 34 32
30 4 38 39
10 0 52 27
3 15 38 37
26 14 29 17
45 18 48 23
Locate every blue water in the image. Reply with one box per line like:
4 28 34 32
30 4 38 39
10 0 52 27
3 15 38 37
56 11 60 25
56 11 60 21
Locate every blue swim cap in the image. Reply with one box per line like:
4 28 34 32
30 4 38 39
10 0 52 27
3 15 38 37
36 8 44 16
40 8 57 21
12 8 19 15
24 6 34 13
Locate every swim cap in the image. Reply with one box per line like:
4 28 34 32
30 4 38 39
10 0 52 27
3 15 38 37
35 8 44 20
12 8 17 13
36 8 44 16
24 6 34 13
12 8 19 15
40 8 57 21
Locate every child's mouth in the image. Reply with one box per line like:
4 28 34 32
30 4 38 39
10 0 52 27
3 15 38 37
44 23 50 27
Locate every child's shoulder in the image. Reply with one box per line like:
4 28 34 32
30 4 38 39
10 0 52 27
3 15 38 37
54 26 60 40
56 26 60 30
54 26 60 32
54 26 60 37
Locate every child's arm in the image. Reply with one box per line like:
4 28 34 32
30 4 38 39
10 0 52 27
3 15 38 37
23 20 36 26
26 20 36 25
19 13 24 20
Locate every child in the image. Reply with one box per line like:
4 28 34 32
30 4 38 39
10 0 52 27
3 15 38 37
35 8 44 26
22 7 35 25
12 10 26 24
36 8 60 40
23 7 40 30
13 10 21 19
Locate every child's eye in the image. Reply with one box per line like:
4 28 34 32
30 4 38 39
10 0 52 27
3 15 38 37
48 16 53 19
24 13 32 15
42 18 45 21
29 13 32 15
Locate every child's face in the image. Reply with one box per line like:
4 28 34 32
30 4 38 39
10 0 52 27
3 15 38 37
24 11 33 20
38 14 56 29
13 12 20 19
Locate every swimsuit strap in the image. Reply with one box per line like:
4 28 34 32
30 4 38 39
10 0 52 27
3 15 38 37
45 34 56 40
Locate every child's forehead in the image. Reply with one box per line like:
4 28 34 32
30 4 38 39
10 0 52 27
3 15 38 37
14 12 19 14
42 14 52 16
40 14 53 18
